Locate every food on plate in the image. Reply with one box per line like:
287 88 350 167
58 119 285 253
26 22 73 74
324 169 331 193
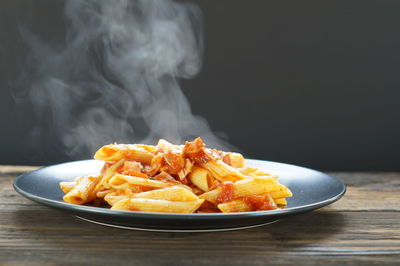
60 138 292 213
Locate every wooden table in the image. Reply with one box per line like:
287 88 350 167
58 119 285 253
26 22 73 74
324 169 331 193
0 166 399 265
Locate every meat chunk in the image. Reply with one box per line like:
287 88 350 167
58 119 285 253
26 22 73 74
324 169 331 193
183 137 213 164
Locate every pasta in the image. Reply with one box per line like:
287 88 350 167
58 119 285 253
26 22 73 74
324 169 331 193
60 137 292 213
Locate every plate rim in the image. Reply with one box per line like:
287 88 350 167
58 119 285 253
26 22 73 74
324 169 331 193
75 216 281 232
13 159 346 219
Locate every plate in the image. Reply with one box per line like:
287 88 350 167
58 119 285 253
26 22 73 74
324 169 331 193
13 159 345 232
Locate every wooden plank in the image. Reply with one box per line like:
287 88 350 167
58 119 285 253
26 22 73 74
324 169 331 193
322 172 400 212
0 165 39 175
322 186 400 212
0 209 399 265
327 172 400 187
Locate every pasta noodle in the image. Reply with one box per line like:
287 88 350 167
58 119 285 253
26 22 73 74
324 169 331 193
63 176 101 205
59 137 292 213
188 166 210 192
111 198 204 213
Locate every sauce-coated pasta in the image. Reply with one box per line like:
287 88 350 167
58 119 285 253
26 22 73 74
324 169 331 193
60 138 292 213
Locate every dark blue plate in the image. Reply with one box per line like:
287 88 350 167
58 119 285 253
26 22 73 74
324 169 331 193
13 159 345 232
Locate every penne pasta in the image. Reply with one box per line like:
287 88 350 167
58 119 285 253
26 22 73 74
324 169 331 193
104 192 130 206
274 198 287 205
226 152 246 168
200 176 281 204
134 144 157 153
133 186 198 201
217 199 252 213
111 198 204 213
59 181 76 194
94 144 154 164
96 189 111 198
218 193 278 212
110 174 172 189
201 160 246 182
63 176 101 205
238 167 259 175
270 188 293 199
99 159 125 189
60 137 291 213
188 166 210 192
60 176 87 194
157 139 182 151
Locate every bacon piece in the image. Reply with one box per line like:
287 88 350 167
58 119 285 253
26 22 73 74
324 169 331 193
162 149 185 175
121 161 142 172
183 137 214 164
177 159 193 181
144 155 164 177
118 161 148 178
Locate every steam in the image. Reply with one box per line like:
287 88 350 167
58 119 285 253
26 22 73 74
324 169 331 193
14 0 232 162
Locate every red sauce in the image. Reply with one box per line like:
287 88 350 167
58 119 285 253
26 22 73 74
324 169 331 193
144 155 164 176
196 200 221 213
121 161 142 172
183 138 213 164
119 168 148 179
220 152 231 166
216 181 235 204
197 209 221 213
128 205 140 211
117 160 148 178
162 150 185 175
244 194 278 211
153 172 177 183
179 176 192 185
102 147 116 157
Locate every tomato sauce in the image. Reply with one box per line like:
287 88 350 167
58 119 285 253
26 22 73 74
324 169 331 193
163 150 185 175
216 181 235 204
196 200 221 213
243 194 278 211
102 147 116 157
124 170 148 178
118 161 148 178
128 205 140 211
183 138 213 164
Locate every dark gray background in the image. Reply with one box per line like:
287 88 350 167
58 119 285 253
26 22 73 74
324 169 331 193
0 0 399 170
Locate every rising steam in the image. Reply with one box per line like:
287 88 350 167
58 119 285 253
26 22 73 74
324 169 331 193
14 0 232 162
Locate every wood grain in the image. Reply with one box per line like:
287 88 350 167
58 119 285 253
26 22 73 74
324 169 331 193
0 165 39 174
0 168 399 265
